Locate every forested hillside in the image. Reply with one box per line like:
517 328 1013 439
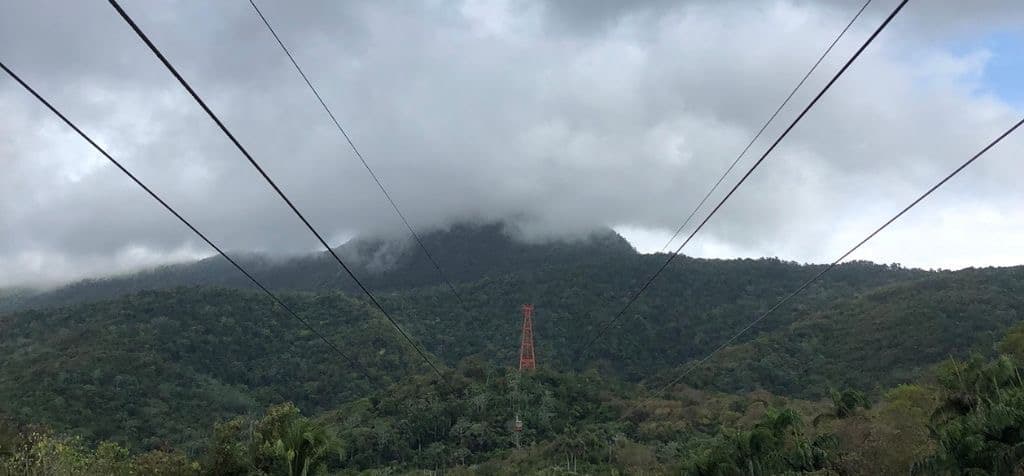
0 223 635 313
1 225 1022 473
8 340 1024 474
0 288 431 453
683 266 1024 398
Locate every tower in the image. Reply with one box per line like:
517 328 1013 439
513 304 535 448
518 304 536 371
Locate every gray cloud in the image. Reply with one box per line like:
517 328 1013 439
1 0 1022 287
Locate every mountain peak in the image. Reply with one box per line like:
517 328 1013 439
336 221 636 276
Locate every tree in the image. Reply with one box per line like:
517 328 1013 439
814 388 872 426
270 418 337 476
914 355 1024 475
686 408 839 475
205 402 339 475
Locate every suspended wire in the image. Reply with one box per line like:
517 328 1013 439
247 0 469 309
576 0 910 358
659 0 873 253
643 116 1024 404
0 60 373 382
106 0 446 382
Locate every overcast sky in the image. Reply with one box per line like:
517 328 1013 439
1 0 1022 287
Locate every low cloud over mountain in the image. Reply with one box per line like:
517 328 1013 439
2 0 1022 287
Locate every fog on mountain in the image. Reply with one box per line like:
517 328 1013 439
2 0 1024 474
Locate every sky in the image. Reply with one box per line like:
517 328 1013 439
0 0 1022 288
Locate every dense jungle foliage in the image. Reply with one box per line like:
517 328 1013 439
6 341 1024 474
2 224 1023 473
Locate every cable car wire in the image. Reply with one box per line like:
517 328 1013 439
106 0 446 382
577 0 909 358
644 115 1024 404
247 0 469 309
0 59 373 382
659 0 873 253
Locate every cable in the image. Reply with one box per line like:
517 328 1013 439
0 60 373 382
644 115 1024 403
247 0 468 309
659 0 873 253
577 0 909 357
106 0 446 382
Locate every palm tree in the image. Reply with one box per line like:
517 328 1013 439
813 388 871 426
272 418 338 476
913 356 1024 475
690 408 821 476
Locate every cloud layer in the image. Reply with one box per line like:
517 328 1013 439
1 0 1022 287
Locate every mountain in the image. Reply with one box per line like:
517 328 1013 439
0 286 431 452
9 332 1024 474
682 265 1024 398
0 222 635 313
2 223 1023 471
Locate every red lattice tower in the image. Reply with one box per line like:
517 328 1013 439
518 304 536 371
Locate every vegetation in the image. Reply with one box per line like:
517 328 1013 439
685 266 1024 399
0 223 637 313
0 288 429 453
6 342 1024 474
1 226 1024 473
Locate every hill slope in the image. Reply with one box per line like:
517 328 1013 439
0 222 635 313
5 254 1021 451
0 287 432 451
682 266 1024 398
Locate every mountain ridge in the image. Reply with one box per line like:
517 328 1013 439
2 220 1022 459
3 255 1018 450
0 222 635 313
